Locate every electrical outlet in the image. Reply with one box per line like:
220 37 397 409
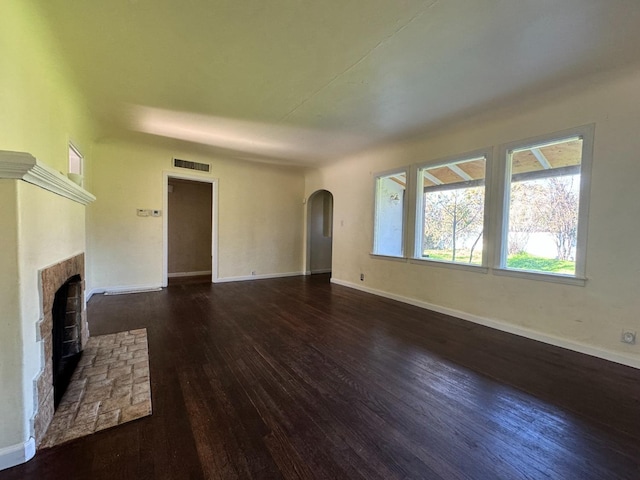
621 330 636 345
136 209 149 217
360 273 364 281
251 271 256 276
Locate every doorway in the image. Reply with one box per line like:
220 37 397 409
307 190 333 275
163 172 217 286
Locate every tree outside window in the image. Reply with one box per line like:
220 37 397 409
418 156 487 265
504 137 583 275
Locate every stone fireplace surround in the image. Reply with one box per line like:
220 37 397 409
35 253 89 445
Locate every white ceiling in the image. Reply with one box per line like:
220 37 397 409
35 0 640 166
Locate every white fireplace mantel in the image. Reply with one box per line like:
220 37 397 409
0 151 95 205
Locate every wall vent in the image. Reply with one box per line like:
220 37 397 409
173 158 210 173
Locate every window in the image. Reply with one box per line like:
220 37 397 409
498 126 593 279
373 170 407 257
68 143 83 175
370 125 593 285
416 154 488 266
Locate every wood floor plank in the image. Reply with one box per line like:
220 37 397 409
3 274 640 479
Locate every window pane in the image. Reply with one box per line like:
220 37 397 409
505 137 582 275
69 144 83 175
419 157 486 265
373 172 406 257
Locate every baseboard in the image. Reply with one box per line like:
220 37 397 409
0 438 35 471
87 284 163 299
213 271 303 283
168 271 212 278
86 286 112 301
310 268 332 274
331 278 640 370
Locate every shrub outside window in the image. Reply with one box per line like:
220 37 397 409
416 155 488 266
373 170 407 257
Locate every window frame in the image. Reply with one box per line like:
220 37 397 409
371 167 410 259
493 124 594 285
411 148 493 272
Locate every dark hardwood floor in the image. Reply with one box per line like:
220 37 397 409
3 274 640 479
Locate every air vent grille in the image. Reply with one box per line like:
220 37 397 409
173 158 210 173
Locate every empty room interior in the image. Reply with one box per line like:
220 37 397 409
2 1 640 478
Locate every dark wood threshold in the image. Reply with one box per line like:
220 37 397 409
167 274 211 286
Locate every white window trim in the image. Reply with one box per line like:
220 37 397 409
492 267 587 286
412 147 494 269
492 124 595 285
370 253 409 263
371 166 410 258
409 257 489 274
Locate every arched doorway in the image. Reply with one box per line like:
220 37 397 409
306 190 333 275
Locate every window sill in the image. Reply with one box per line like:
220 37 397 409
369 253 408 263
492 267 587 286
409 257 489 274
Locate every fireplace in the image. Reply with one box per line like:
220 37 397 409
34 253 88 445
51 275 83 409
0 151 95 468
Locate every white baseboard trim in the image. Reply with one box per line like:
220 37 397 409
86 284 163 300
331 278 640 370
168 270 212 278
0 438 35 471
310 268 332 274
86 288 98 302
213 271 303 283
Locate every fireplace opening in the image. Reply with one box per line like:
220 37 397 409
52 274 83 409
